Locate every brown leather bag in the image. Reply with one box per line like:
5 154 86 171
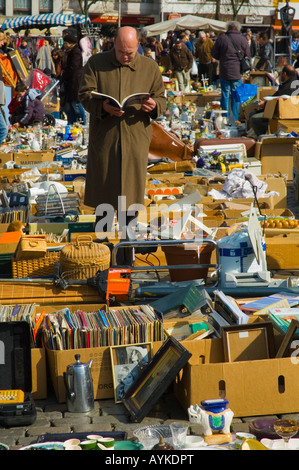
149 121 193 161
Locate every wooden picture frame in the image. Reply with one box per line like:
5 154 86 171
122 336 192 422
249 71 270 87
276 319 299 359
222 322 275 362
110 342 153 404
9 50 28 82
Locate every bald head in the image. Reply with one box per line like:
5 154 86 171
114 27 139 65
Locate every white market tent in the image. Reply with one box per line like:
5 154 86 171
142 14 227 36
1 13 90 30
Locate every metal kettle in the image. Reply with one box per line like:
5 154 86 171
63 354 94 413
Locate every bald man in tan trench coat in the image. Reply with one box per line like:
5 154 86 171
79 27 166 229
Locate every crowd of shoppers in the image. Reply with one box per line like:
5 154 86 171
0 21 298 132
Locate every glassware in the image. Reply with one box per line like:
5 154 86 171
273 419 299 448
170 422 189 449
134 427 160 450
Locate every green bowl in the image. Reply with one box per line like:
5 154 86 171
114 441 144 451
97 437 115 448
79 440 97 450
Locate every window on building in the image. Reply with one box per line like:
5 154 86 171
14 0 31 14
0 0 4 13
40 0 53 12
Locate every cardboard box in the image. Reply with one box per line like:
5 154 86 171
63 169 86 181
37 304 163 403
168 92 221 107
173 335 299 418
13 150 55 165
293 143 299 200
47 341 165 403
0 151 14 166
259 175 287 209
263 96 299 119
255 137 297 181
257 86 277 101
269 119 299 134
265 233 299 269
31 348 47 399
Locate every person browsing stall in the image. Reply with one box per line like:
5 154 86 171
211 21 251 121
78 26 166 234
10 85 45 128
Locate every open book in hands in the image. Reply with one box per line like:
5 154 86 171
91 91 150 109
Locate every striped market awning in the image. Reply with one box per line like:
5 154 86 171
1 13 90 30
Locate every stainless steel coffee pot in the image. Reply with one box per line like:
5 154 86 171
63 354 94 412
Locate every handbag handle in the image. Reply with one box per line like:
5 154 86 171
226 34 244 59
75 235 94 246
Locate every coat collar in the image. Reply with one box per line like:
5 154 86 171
111 48 140 70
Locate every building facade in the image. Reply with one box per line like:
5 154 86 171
2 0 299 32
1 0 62 17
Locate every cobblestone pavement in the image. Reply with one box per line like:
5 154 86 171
3 384 299 451
1 181 299 450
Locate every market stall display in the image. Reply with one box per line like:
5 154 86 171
1 51 299 453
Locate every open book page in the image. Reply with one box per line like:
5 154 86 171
91 91 150 109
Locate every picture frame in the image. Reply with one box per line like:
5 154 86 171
249 71 270 87
275 319 299 358
9 50 28 82
110 342 153 404
222 322 275 362
122 336 192 422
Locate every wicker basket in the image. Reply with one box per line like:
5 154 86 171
60 235 111 280
12 250 61 278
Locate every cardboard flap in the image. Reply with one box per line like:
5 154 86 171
263 97 299 119
263 99 278 119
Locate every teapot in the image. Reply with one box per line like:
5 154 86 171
63 354 94 413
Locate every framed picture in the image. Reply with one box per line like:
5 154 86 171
110 342 153 404
222 322 275 362
249 71 270 87
9 50 28 82
122 336 192 422
276 319 299 358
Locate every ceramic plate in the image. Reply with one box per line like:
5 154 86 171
20 441 65 451
261 438 299 450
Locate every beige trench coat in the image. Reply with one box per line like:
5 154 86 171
78 49 166 211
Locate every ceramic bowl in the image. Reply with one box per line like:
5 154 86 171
0 443 9 450
183 435 206 448
63 438 81 448
97 437 115 449
64 445 82 450
79 439 97 450
87 435 104 441
114 441 144 451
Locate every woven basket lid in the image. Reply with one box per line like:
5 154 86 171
60 235 111 265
